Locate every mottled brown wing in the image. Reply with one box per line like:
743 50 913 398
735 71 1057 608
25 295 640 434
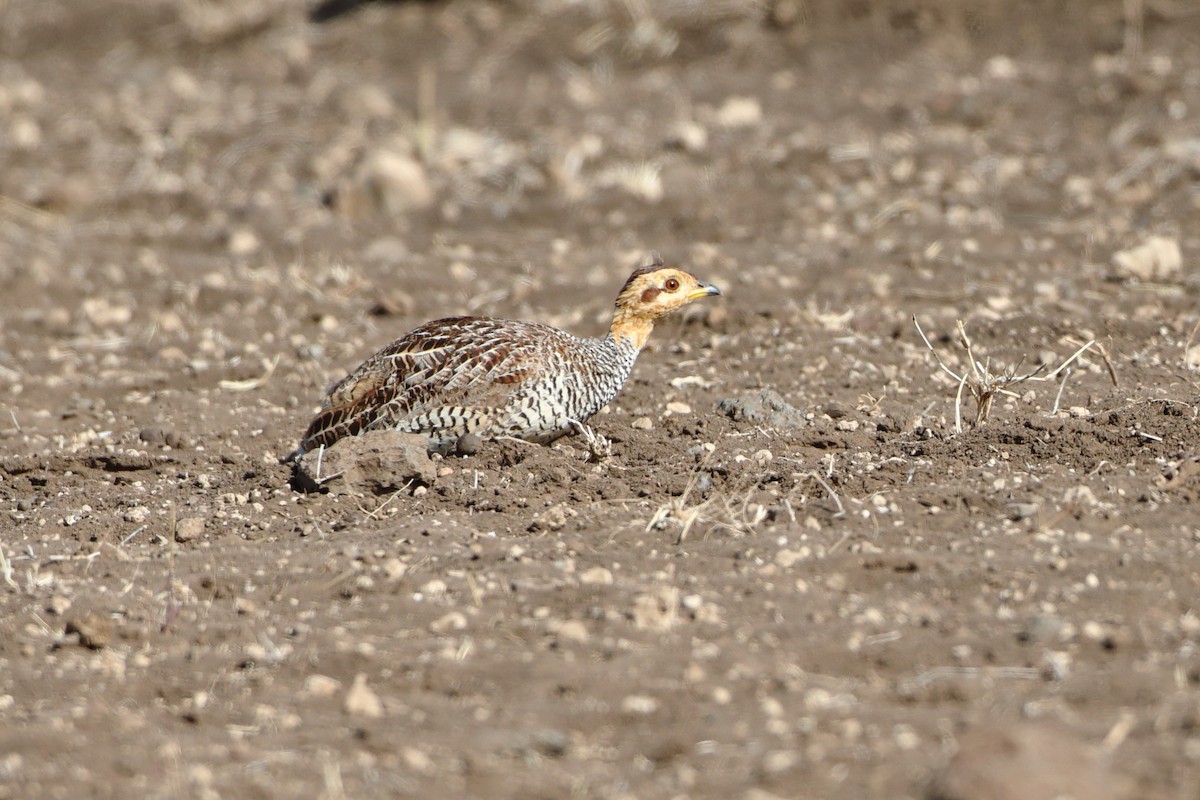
296 379 392 455
291 317 549 457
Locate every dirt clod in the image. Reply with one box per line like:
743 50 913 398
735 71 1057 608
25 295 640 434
293 430 435 494
63 611 112 650
718 389 807 429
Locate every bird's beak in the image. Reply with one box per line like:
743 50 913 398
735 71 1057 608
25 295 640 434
688 282 721 300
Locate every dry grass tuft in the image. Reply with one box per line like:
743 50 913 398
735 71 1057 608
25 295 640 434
646 452 767 544
914 317 1103 433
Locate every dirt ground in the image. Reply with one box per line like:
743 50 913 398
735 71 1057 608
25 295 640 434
2 1 1200 797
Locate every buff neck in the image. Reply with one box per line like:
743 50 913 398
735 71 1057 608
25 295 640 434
608 310 656 352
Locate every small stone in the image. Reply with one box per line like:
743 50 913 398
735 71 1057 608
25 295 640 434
632 586 679 631
579 566 614 586
383 558 408 580
419 579 448 598
1112 236 1182 282
175 517 205 543
528 504 567 533
1064 485 1098 507
122 506 150 524
344 674 384 718
631 417 654 430
139 427 167 445
1018 614 1066 644
665 120 707 153
665 401 692 415
762 750 800 774
555 620 589 643
337 149 434 217
620 694 659 715
455 432 481 456
46 595 72 616
10 116 41 150
368 282 414 314
227 228 260 257
716 96 763 128
430 611 468 633
402 747 434 774
64 612 112 650
718 390 805 429
80 297 132 328
1007 503 1038 521
775 549 806 568
303 674 341 697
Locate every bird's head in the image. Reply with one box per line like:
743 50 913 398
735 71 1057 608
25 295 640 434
610 254 721 349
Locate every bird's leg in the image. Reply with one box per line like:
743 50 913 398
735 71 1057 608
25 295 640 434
568 419 612 462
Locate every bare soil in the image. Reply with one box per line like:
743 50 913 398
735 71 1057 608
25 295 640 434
2 1 1200 798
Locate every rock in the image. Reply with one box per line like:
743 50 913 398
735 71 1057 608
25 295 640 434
632 586 679 631
554 620 589 643
227 228 260 257
715 96 763 128
80 297 132 328
46 595 71 616
930 722 1135 800
138 427 167 446
64 611 113 650
335 149 434 218
1111 236 1182 282
429 611 468 633
620 694 659 715
292 430 435 495
1018 614 1067 644
343 673 384 718
454 433 481 457
528 504 567 533
717 389 806 429
579 566 614 586
302 675 341 698
664 120 707 153
174 517 206 543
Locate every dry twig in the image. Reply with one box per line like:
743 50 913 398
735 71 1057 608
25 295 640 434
914 317 1098 433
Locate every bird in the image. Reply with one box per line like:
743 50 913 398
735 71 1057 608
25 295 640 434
288 254 721 461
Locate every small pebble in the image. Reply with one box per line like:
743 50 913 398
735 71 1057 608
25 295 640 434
430 611 468 633
620 694 659 715
579 566 614 586
555 620 589 643
455 433 481 456
344 674 384 718
175 517 205 543
64 612 112 650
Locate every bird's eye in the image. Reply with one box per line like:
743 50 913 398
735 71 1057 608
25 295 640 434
664 278 680 292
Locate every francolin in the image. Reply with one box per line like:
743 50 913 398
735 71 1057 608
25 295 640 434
289 254 721 460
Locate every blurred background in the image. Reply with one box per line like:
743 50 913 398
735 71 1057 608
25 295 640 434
0 0 1196 410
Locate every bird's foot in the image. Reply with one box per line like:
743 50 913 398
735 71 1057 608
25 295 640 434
569 420 612 462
